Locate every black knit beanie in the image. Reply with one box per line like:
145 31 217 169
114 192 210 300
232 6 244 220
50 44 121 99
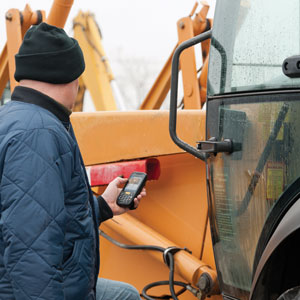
14 22 85 84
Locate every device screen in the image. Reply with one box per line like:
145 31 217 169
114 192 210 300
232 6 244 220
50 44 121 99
124 176 142 192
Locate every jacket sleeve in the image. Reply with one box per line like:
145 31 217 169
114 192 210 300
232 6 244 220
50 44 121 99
0 129 69 300
92 195 113 227
96 195 113 224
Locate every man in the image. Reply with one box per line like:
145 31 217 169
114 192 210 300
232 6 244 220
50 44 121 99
0 22 145 299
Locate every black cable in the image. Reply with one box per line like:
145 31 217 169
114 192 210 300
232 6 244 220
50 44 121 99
99 230 165 252
142 280 187 300
168 253 184 299
99 230 195 300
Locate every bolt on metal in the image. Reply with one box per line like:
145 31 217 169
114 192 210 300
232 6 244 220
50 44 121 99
6 12 13 21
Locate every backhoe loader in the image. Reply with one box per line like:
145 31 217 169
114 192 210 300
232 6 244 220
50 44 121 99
2 0 300 299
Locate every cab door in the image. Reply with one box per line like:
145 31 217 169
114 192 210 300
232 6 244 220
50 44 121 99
204 0 300 299
205 93 300 300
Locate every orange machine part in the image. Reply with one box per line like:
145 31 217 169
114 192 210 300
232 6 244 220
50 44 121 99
103 213 219 291
0 47 9 98
5 5 45 92
97 153 221 300
71 110 206 166
139 2 212 110
72 110 221 299
46 0 74 28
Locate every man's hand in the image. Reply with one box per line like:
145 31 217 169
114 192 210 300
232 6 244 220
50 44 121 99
101 177 146 216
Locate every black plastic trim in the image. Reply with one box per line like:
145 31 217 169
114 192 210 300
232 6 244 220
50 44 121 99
250 197 300 299
252 177 300 278
207 88 300 101
210 37 227 94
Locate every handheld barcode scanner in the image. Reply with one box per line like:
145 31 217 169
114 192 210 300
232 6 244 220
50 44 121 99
117 172 147 209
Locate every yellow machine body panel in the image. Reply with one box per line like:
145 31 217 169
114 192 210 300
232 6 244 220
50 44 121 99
72 110 221 299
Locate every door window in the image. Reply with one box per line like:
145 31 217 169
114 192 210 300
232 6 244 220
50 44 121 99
208 95 300 298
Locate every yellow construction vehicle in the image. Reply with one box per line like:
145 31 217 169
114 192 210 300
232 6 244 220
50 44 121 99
3 0 300 300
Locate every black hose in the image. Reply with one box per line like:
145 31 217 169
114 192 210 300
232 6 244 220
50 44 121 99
99 230 193 299
168 253 184 299
142 280 187 300
99 230 165 252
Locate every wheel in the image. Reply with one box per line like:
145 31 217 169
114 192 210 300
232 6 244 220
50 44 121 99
277 286 300 300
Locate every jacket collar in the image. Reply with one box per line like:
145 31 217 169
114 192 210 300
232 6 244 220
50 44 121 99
11 86 72 123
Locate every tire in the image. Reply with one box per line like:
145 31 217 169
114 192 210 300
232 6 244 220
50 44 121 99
277 286 300 300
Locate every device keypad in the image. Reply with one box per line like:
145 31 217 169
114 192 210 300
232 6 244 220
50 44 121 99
118 192 132 204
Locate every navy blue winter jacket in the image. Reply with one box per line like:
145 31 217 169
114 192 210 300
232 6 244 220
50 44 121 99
0 86 113 299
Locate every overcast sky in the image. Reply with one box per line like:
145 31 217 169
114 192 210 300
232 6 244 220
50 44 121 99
0 0 216 109
1 1 215 58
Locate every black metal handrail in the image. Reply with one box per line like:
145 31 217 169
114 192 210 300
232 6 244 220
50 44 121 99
169 30 212 161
